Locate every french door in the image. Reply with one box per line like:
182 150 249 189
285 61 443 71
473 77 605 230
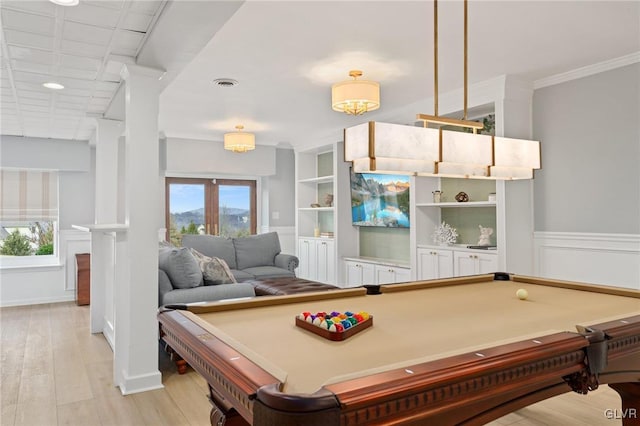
165 177 256 245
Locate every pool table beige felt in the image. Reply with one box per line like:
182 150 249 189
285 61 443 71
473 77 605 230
158 273 640 426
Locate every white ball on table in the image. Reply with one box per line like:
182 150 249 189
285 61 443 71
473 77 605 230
516 289 528 300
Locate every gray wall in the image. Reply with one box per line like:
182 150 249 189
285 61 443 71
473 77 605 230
268 148 296 227
533 64 640 234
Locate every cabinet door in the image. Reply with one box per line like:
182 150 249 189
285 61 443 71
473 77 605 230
315 240 335 284
374 265 397 285
454 252 478 277
417 248 437 280
374 265 409 285
394 267 411 283
297 238 316 280
477 252 498 274
418 249 454 280
344 261 363 288
435 250 454 278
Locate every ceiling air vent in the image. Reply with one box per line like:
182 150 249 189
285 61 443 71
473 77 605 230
212 78 239 87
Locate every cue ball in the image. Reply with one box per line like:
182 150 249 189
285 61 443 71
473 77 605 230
516 289 528 300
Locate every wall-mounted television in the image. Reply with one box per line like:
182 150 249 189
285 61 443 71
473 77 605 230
350 170 410 228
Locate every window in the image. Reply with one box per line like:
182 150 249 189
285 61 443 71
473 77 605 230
0 170 59 267
165 178 256 245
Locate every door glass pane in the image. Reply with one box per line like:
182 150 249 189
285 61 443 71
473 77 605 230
218 185 251 237
168 183 205 245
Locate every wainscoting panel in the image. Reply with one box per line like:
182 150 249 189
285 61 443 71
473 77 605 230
534 232 640 290
267 226 296 256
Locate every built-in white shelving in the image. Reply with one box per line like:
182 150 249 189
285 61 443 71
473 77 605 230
298 175 334 184
415 201 496 208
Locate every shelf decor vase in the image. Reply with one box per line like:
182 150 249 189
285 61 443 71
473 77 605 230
432 190 443 203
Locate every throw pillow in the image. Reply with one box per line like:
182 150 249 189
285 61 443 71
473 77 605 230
190 248 237 285
158 247 203 289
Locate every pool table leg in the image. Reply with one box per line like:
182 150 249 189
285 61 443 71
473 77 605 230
208 385 250 426
162 340 188 374
609 383 640 426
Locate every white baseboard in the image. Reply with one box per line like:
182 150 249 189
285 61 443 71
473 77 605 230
117 370 163 395
534 232 640 290
0 294 75 307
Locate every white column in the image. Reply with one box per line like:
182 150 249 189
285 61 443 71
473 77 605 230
94 118 123 223
495 76 536 275
92 118 123 338
115 63 164 394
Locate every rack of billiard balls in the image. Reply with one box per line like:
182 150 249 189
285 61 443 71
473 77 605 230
295 310 373 341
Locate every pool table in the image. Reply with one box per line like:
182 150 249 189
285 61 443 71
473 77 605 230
158 273 640 426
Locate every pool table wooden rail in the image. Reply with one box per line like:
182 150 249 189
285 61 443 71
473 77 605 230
157 275 640 426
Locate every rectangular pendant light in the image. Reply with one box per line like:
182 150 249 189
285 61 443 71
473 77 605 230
345 122 439 175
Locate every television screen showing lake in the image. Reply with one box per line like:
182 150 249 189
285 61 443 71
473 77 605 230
350 172 410 228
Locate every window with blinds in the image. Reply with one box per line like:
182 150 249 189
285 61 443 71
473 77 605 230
0 170 59 265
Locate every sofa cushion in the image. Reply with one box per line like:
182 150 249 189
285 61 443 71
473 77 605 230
189 248 237 285
160 282 256 306
182 234 237 269
242 266 295 280
158 247 203 289
233 232 281 270
230 269 256 282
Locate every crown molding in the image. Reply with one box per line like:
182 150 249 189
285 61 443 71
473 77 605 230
533 52 640 90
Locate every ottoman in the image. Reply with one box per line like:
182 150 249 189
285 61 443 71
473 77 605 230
246 277 340 296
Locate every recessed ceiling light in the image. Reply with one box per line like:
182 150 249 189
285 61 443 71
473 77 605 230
49 0 80 5
212 78 238 87
43 82 65 90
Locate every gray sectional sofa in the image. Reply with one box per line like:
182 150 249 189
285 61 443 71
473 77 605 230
158 232 299 306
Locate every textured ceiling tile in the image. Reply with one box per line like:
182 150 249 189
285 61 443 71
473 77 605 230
111 29 144 54
20 97 50 107
88 97 110 108
7 46 55 65
12 70 49 84
0 1 55 16
95 81 118 92
20 104 50 113
1 9 55 35
59 54 101 71
61 39 107 58
58 66 98 80
56 101 87 111
11 60 52 75
59 87 94 97
0 92 15 102
57 94 88 105
63 21 113 46
129 1 163 15
83 0 124 11
4 30 54 50
122 12 152 32
63 3 120 28
17 90 51 101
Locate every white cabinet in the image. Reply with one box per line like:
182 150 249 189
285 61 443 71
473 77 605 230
315 239 335 284
343 257 410 287
298 237 335 284
453 251 498 276
374 265 410 284
344 260 375 287
417 248 454 280
298 238 317 280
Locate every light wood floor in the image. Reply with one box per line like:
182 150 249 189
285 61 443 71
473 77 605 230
1 302 624 426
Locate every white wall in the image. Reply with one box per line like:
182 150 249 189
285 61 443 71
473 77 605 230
0 136 95 306
532 63 640 288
